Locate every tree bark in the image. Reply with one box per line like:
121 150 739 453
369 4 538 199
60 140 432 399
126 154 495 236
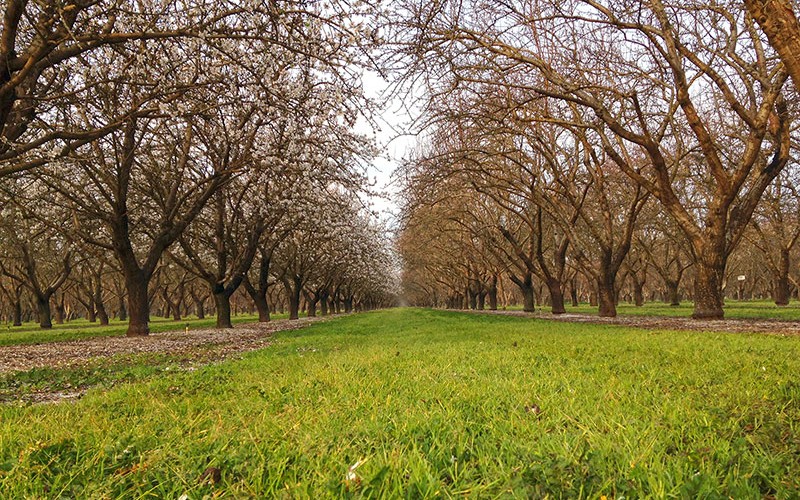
510 273 535 312
214 290 233 328
344 295 354 313
546 278 566 314
745 0 800 93
774 248 791 306
191 292 206 319
488 275 498 310
36 297 52 329
633 279 645 307
86 302 97 322
570 278 579 307
254 294 270 321
12 298 22 326
320 290 329 316
285 278 302 320
692 258 726 319
125 271 150 336
665 280 680 306
307 297 318 317
54 297 65 325
118 294 127 321
597 277 617 318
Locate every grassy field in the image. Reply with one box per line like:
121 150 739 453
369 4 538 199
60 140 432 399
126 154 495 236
0 313 294 347
2 308 800 497
2 299 797 349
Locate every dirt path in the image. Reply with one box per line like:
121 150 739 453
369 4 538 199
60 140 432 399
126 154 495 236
470 309 800 335
0 317 324 374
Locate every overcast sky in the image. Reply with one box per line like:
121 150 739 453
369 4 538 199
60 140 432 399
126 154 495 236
358 71 419 226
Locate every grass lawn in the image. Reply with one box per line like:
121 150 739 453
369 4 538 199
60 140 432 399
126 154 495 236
533 299 800 321
2 308 800 497
0 313 293 347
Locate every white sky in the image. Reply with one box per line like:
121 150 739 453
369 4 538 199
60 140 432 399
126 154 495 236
358 71 419 226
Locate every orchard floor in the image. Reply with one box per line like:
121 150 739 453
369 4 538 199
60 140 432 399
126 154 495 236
477 309 800 335
2 308 800 497
0 317 322 403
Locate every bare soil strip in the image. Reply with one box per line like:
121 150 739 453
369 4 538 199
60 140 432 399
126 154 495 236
471 309 800 335
0 317 324 375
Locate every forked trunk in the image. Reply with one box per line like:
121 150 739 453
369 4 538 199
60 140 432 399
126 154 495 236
307 297 318 317
665 280 680 306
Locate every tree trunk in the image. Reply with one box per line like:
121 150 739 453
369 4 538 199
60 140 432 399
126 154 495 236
96 299 109 326
320 291 329 316
477 292 485 310
488 275 498 310
87 303 97 322
597 278 617 318
305 290 319 318
54 301 65 325
511 273 535 313
125 272 150 336
546 278 566 314
468 289 477 310
286 281 301 320
254 294 270 322
665 280 680 306
214 291 233 328
118 294 127 321
570 278 579 307
633 279 645 307
692 259 725 319
37 296 52 329
194 295 206 319
774 248 791 306
344 295 354 313
12 299 22 326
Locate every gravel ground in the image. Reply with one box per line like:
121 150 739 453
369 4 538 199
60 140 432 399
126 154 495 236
471 309 800 335
0 317 324 374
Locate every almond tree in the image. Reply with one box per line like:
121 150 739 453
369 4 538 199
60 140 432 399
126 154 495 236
747 167 800 305
0 0 260 179
392 0 793 319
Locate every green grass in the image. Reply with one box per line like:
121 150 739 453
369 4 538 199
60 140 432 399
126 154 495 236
0 313 293 347
526 299 800 320
2 309 800 497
